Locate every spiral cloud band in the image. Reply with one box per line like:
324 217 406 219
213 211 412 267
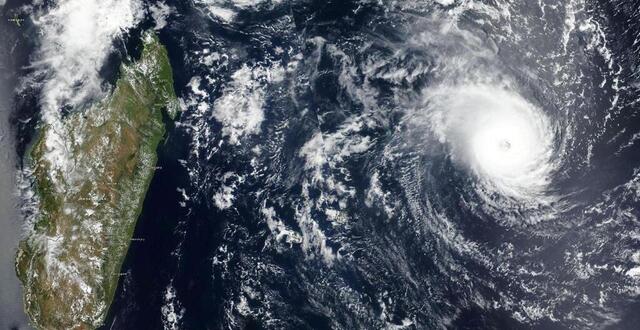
426 85 557 202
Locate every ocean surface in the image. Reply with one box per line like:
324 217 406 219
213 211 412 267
104 1 640 329
6 0 640 329
0 7 30 330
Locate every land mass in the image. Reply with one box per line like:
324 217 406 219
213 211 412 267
16 32 178 329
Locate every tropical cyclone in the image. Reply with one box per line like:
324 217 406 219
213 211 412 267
15 32 178 329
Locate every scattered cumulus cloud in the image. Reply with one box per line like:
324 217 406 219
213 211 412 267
194 0 284 23
161 283 185 330
150 2 173 30
212 64 284 145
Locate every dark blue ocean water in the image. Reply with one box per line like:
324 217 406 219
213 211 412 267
106 0 640 329
1 1 39 328
5 0 640 329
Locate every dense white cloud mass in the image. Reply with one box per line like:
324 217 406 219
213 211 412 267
34 0 143 110
31 0 144 175
426 85 556 201
150 2 173 30
194 0 283 23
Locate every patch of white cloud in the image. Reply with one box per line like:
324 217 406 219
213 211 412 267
365 171 396 218
161 282 185 330
296 182 336 265
213 183 236 209
206 6 236 23
212 64 284 145
194 0 283 23
299 118 372 186
294 116 375 265
34 0 143 111
434 0 455 6
261 203 302 248
32 0 144 177
212 172 245 210
150 2 173 30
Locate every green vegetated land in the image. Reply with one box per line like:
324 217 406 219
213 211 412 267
16 31 178 330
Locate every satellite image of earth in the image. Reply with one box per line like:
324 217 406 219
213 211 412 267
1 0 640 329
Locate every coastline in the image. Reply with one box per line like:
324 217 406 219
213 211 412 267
15 32 178 329
0 17 31 330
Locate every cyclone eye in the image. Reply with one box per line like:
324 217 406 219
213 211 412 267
427 85 555 201
499 140 511 151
